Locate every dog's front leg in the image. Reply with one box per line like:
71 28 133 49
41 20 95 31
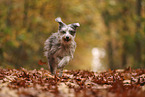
59 68 63 77
58 56 71 68
58 56 71 77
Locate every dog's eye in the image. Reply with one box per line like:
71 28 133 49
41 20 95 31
61 31 66 34
70 31 75 35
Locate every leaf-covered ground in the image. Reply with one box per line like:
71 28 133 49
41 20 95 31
0 67 144 97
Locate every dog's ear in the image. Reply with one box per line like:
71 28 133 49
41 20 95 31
69 23 80 29
55 17 62 23
55 17 65 29
72 23 80 27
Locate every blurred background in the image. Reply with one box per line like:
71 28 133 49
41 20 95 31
0 0 144 71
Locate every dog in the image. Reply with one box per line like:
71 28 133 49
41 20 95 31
44 17 80 77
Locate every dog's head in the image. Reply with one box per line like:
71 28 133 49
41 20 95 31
55 17 80 44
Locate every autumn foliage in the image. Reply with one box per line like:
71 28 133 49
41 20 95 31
0 67 144 97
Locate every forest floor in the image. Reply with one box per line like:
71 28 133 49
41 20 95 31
0 67 144 97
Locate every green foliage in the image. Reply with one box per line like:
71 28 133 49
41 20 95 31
0 0 144 69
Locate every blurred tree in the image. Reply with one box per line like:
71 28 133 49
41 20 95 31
134 0 142 66
0 0 144 69
101 10 114 69
98 0 144 69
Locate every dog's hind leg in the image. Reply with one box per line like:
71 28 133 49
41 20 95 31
49 57 57 75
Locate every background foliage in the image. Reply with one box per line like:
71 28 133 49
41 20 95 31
0 0 144 70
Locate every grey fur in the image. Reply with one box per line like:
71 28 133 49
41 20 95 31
44 17 80 77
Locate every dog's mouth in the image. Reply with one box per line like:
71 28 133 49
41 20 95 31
64 38 70 42
63 36 71 42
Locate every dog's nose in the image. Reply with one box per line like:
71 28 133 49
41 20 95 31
66 36 69 40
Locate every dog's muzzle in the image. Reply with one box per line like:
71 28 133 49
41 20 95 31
64 36 70 42
66 36 69 41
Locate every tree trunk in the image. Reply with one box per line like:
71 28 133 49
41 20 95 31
122 41 127 68
107 41 114 69
121 18 128 68
23 0 29 27
134 0 142 66
6 0 12 26
0 47 3 64
101 10 114 69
